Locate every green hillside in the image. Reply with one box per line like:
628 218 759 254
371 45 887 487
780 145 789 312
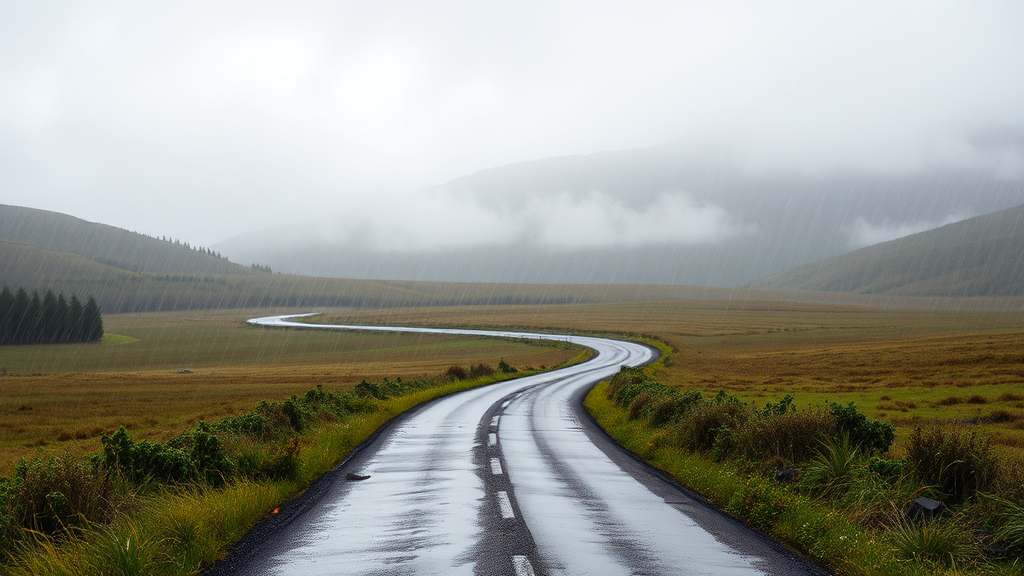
747 204 1024 296
0 204 252 276
0 206 695 312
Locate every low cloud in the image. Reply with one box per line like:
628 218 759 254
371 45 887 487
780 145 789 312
845 213 969 249
309 190 746 252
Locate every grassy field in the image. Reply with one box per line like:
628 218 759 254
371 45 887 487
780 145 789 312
0 308 580 475
316 299 1024 456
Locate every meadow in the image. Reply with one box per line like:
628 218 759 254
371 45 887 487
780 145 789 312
2 297 1022 575
0 308 580 475
316 299 1024 456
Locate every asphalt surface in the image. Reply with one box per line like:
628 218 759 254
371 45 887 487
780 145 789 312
204 315 830 576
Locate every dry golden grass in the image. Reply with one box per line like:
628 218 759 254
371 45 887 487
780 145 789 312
318 300 1024 456
0 308 579 475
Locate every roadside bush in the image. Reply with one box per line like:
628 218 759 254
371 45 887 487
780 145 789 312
905 426 1000 504
469 363 495 378
2 451 117 539
867 456 906 482
828 401 895 454
236 438 302 482
727 477 793 528
170 423 236 487
102 424 235 487
607 366 686 412
497 359 517 374
443 365 468 381
735 408 835 465
628 393 654 419
101 427 193 484
212 411 273 439
676 400 747 453
648 397 681 426
354 379 388 400
800 434 862 497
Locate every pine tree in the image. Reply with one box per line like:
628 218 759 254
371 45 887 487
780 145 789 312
68 295 84 343
25 292 42 344
83 296 104 342
56 294 70 343
0 286 13 345
41 290 59 343
10 288 29 345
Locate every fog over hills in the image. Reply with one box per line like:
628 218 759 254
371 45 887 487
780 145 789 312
747 203 1024 296
215 139 1024 286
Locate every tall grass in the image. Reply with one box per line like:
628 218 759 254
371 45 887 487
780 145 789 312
0 356 587 575
588 366 1024 576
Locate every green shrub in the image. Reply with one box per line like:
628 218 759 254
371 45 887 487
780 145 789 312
2 451 116 539
443 365 469 381
101 427 193 484
469 363 496 378
628 393 654 419
711 426 737 462
212 411 273 439
905 426 1000 504
676 401 747 453
828 401 895 454
867 456 906 482
727 478 792 528
648 397 680 426
735 409 835 465
800 434 861 497
756 394 796 417
497 359 517 374
102 424 235 487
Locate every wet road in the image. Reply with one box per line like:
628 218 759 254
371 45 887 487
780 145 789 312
211 314 826 576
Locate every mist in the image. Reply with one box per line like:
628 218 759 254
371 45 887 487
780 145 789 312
3 1 1023 262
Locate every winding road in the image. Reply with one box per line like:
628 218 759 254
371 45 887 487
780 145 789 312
207 314 827 576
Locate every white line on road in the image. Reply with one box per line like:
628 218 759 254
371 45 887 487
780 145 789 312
490 415 500 428
512 555 536 576
501 399 511 408
490 457 503 475
488 432 497 447
496 491 515 519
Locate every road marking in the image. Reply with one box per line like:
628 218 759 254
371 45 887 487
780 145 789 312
490 457 503 475
488 432 497 447
496 491 515 519
512 555 535 576
490 415 500 428
501 399 511 408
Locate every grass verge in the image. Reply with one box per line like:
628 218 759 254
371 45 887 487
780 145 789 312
585 374 1024 576
0 349 592 575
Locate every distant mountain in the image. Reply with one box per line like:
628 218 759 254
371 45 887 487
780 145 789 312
746 204 1024 296
215 139 1024 286
0 204 737 313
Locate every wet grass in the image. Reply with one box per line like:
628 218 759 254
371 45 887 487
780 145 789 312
317 300 1024 459
0 308 580 475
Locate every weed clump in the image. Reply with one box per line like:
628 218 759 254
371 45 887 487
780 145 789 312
905 426 1000 504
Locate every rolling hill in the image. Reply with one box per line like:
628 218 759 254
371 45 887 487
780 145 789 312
746 204 1024 296
215 139 1024 287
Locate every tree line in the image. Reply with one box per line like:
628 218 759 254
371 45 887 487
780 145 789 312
0 286 103 345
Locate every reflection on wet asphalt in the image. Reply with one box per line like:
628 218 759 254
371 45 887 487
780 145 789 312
226 315 823 576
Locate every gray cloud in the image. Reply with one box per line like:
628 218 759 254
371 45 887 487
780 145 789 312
2 1 1023 248
844 213 971 249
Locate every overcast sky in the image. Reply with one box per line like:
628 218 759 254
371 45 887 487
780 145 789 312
2 1 1023 247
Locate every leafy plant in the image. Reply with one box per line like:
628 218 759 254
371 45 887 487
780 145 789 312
828 401 895 454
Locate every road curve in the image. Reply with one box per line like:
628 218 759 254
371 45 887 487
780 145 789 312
207 314 827 576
